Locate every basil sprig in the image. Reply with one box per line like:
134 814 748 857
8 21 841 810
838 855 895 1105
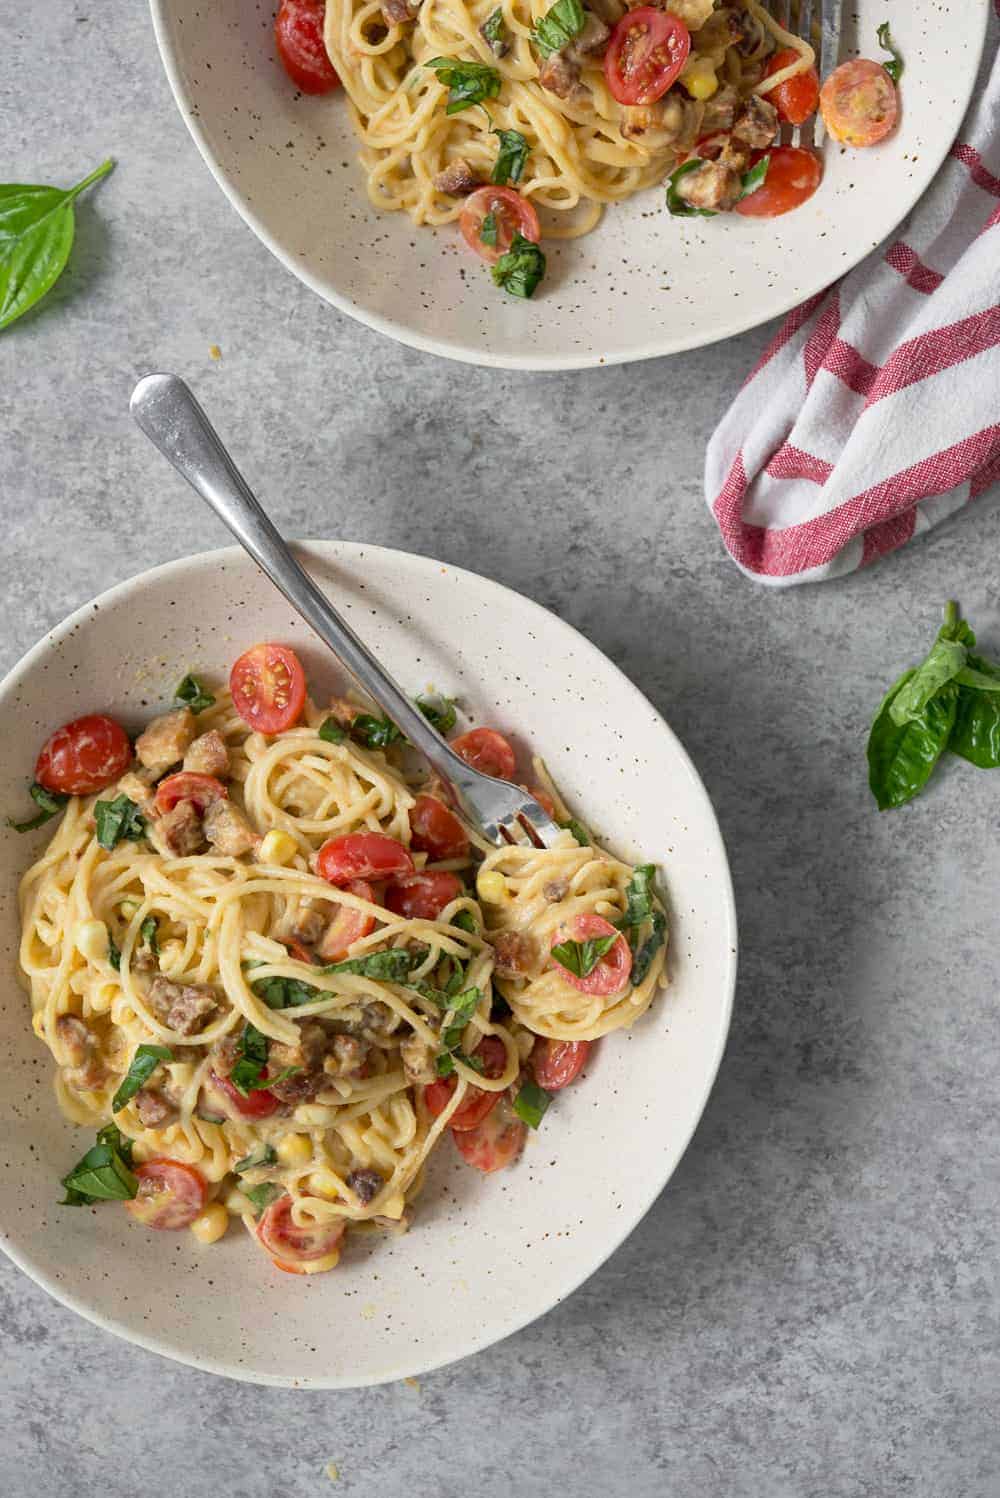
234 1143 278 1174
230 1023 299 1096
112 1044 173 1113
492 233 546 299
94 794 145 851
417 693 457 733
425 57 502 115
174 674 215 714
876 21 903 83
551 931 618 978
319 716 347 744
492 129 530 187
532 0 585 58
60 1122 137 1205
0 158 114 332
7 782 69 833
667 154 770 218
513 1078 551 1129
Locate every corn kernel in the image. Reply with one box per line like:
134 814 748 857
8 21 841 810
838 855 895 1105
686 71 718 100
277 1132 312 1166
259 829 298 866
476 870 508 905
224 1186 248 1214
307 1169 344 1200
74 919 109 963
295 1103 337 1126
91 982 117 1015
189 1202 230 1245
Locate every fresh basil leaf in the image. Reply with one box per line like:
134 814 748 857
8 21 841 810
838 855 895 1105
0 159 114 332
443 959 467 997
459 1050 485 1074
479 210 499 249
562 817 590 847
230 1021 299 1095
435 1051 456 1078
666 159 717 218
94 794 145 851
111 1043 173 1113
867 671 958 810
491 232 546 299
425 57 502 115
513 1078 551 1129
631 909 666 985
97 1121 134 1166
738 153 770 202
174 674 215 714
551 932 619 978
318 716 347 744
532 0 585 57
234 1143 278 1174
889 638 968 726
876 21 903 83
441 987 482 1050
950 656 1000 768
954 665 1000 693
139 915 159 956
452 908 478 935
351 713 403 750
252 973 323 1009
60 1129 138 1205
7 781 69 833
481 6 509 55
322 949 423 982
619 864 656 930
492 129 529 186
417 693 458 733
108 939 121 971
241 1182 283 1215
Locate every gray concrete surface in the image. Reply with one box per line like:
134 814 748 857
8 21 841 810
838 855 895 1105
2 4 998 1496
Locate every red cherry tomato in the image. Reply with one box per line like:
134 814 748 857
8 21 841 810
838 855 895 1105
532 1036 591 1090
274 0 340 94
230 644 307 734
450 728 517 781
35 714 132 796
153 772 228 816
424 1035 507 1130
525 784 557 819
604 7 690 106
764 47 820 125
453 1093 526 1172
257 1193 346 1262
409 794 469 860
126 1159 207 1230
459 187 541 265
316 831 414 886
210 1069 282 1120
819 58 898 148
316 879 377 962
550 912 632 997
735 146 822 218
385 871 463 921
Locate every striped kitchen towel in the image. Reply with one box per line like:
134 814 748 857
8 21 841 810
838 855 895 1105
705 13 1000 586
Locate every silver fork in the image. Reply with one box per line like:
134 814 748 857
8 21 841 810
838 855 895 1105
775 0 841 149
129 373 562 852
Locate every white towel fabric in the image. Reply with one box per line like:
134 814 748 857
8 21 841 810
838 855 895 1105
705 13 1000 586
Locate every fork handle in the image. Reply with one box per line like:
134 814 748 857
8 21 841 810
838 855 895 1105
129 372 474 796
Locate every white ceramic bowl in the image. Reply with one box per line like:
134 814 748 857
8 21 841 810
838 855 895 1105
150 0 988 369
0 542 735 1386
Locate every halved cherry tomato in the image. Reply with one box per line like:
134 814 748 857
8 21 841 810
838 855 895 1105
153 771 228 816
275 0 340 94
210 1069 282 1120
316 831 414 886
35 714 132 796
271 1257 307 1274
550 912 632 997
409 794 469 860
532 1036 591 1090
684 131 731 163
459 187 541 265
230 644 307 734
453 1093 526 1172
764 47 820 125
385 871 463 920
820 58 898 148
604 8 690 107
450 728 517 781
316 879 377 961
735 146 822 218
424 1035 507 1130
258 1193 346 1262
126 1159 207 1230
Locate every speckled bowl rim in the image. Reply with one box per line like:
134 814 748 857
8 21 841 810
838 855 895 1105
0 541 737 1385
148 0 989 371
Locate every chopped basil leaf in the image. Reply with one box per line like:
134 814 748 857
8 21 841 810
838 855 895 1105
435 1051 456 1078
174 673 216 714
322 949 424 982
492 129 529 186
491 232 546 299
452 908 478 935
351 713 403 750
737 153 770 203
252 974 322 1010
513 1078 551 1129
619 864 656 930
532 0 585 57
60 1126 138 1205
666 158 716 218
230 1022 299 1096
8 782 69 833
460 1050 486 1074
111 1043 173 1113
417 693 458 733
139 915 159 956
551 931 618 978
563 817 590 846
425 56 502 115
479 210 499 248
318 716 347 744
94 794 145 851
108 938 121 971
876 21 903 83
441 987 482 1050
443 959 467 997
241 1182 283 1215
631 909 666 985
234 1143 278 1174
481 6 508 55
